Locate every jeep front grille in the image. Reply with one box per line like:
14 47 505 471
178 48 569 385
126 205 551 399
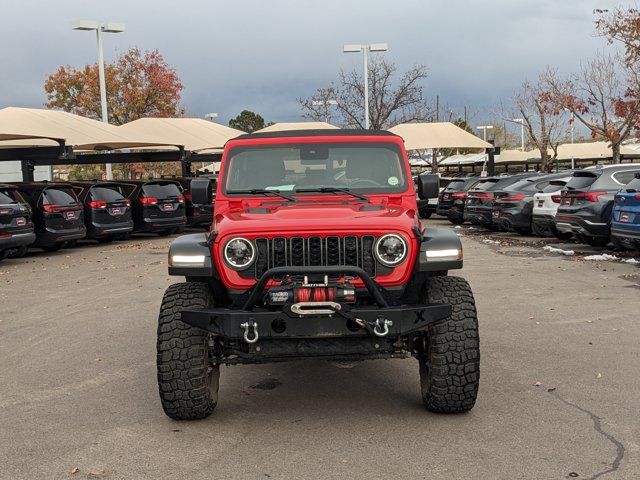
253 235 377 279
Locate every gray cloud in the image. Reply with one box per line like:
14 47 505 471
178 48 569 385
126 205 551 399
0 0 616 127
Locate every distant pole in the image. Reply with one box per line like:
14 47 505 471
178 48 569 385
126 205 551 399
436 95 440 121
464 105 468 126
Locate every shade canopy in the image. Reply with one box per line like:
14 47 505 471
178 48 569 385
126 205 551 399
495 149 542 164
388 122 492 150
556 141 637 161
0 107 170 150
118 118 244 152
440 153 487 166
255 122 339 133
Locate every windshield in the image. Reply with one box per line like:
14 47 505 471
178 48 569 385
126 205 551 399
223 142 408 195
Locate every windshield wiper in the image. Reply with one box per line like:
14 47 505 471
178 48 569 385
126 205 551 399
294 187 370 203
227 188 296 202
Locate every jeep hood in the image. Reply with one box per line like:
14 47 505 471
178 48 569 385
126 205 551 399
215 200 417 237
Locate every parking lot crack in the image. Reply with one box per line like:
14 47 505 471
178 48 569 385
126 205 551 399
545 389 625 479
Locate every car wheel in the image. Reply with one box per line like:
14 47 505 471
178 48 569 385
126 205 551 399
581 235 609 248
418 276 480 413
157 282 219 420
42 244 62 253
611 236 633 251
419 208 433 219
514 226 532 236
448 217 465 225
531 223 550 237
551 227 573 241
6 246 28 258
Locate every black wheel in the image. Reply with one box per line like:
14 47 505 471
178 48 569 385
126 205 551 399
419 208 433 219
157 282 219 420
580 234 609 248
611 236 633 251
514 226 532 236
418 276 480 413
448 217 465 225
42 244 62 253
531 223 550 237
6 246 28 258
551 227 573 241
115 232 131 241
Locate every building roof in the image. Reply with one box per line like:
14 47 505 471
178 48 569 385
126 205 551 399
388 122 492 150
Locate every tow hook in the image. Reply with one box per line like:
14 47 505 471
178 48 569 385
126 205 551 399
373 318 393 337
354 317 393 337
240 321 259 344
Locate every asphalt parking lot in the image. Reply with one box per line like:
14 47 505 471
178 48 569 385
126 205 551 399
1 218 639 480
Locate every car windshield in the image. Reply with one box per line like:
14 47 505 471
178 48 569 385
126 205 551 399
41 188 77 206
142 183 181 198
223 142 408 195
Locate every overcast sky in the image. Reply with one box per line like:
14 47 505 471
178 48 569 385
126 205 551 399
0 0 620 129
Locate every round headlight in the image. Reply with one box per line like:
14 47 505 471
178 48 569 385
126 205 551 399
374 234 407 267
223 237 255 270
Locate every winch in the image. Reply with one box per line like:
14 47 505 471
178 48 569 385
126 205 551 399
264 275 356 307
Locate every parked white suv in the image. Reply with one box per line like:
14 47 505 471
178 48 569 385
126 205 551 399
532 176 572 239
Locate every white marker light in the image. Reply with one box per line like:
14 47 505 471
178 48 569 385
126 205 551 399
425 249 461 261
170 255 206 266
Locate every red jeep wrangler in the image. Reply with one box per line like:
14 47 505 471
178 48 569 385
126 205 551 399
158 129 479 420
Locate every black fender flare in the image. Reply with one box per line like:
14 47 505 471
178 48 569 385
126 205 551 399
417 227 463 271
167 233 215 277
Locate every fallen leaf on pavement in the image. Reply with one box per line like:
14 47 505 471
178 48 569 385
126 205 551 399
547 387 556 392
71 467 79 474
88 468 107 478
596 373 603 379
534 381 542 387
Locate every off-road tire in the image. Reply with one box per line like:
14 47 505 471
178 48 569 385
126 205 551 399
419 276 479 413
157 282 219 420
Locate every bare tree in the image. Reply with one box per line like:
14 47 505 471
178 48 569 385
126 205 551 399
299 57 433 129
595 7 640 65
542 54 640 163
503 75 566 172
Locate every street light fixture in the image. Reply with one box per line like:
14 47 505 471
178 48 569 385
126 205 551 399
73 20 125 180
512 118 525 152
205 113 219 121
343 43 388 129
312 98 338 122
476 125 494 142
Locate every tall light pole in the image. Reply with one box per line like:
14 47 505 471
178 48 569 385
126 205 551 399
343 43 388 129
73 20 125 180
476 125 494 142
512 118 525 151
312 98 338 122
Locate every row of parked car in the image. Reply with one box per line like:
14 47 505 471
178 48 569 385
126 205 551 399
434 164 640 250
0 176 216 261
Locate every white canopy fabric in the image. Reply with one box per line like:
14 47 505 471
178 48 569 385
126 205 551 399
0 107 170 150
495 149 543 164
388 122 492 150
440 153 487 166
255 122 339 133
118 118 244 152
555 141 637 161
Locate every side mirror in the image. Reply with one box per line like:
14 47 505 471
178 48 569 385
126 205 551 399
190 177 213 205
417 173 439 200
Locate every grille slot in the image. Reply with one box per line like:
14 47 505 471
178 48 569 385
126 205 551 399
253 235 377 278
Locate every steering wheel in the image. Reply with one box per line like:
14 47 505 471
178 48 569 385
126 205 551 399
349 179 382 188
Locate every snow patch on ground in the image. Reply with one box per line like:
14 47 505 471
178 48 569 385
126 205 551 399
483 239 500 245
583 254 620 261
454 226 462 229
542 246 575 256
622 258 639 264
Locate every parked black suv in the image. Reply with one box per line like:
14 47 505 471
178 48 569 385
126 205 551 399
69 181 134 242
12 182 86 252
555 164 640 247
492 172 570 235
119 180 186 236
464 173 538 228
166 175 216 228
436 176 480 224
0 184 35 260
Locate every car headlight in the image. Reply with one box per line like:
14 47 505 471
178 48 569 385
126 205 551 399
223 237 255 270
374 234 408 267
